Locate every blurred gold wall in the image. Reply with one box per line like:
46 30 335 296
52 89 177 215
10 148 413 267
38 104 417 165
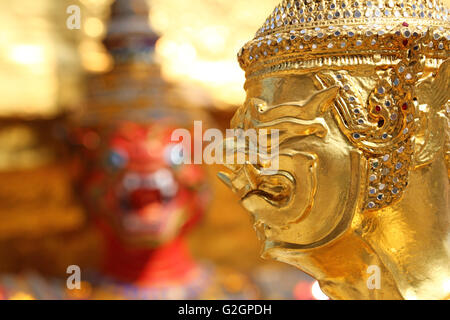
0 0 113 119
0 0 112 276
149 0 280 108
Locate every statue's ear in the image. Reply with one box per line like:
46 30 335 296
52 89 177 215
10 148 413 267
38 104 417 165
414 59 450 167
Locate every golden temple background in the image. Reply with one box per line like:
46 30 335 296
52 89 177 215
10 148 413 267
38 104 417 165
2 0 447 301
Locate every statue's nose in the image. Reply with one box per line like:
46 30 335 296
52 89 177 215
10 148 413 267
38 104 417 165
218 134 262 197
220 135 248 170
221 136 236 169
217 136 242 190
243 162 259 190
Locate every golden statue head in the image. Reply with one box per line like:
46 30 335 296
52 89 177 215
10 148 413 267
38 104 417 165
221 0 450 299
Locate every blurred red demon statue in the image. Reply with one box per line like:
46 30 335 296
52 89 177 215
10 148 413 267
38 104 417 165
69 0 256 299
75 118 215 299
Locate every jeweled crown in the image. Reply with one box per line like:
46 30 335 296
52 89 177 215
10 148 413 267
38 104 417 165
237 0 450 211
238 0 449 76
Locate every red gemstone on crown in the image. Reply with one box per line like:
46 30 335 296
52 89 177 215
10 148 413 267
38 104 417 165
402 103 408 110
402 22 409 27
375 105 382 112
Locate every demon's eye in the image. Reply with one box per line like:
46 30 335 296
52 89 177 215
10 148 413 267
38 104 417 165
164 143 186 168
107 148 129 169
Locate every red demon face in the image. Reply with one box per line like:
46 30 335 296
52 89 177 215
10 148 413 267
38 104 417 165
78 121 209 247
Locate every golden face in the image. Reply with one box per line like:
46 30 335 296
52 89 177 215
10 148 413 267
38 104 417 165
224 73 364 248
228 0 450 300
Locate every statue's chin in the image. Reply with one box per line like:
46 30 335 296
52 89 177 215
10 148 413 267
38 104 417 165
241 196 294 230
241 194 279 217
259 239 294 264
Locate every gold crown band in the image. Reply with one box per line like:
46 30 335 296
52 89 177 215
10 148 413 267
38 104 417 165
238 0 450 76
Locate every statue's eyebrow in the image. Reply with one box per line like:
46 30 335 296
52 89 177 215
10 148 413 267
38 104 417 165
246 96 333 140
255 117 329 140
256 102 311 119
249 86 339 122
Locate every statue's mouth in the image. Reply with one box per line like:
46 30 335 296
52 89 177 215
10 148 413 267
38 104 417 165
219 165 294 208
242 174 293 207
116 169 181 235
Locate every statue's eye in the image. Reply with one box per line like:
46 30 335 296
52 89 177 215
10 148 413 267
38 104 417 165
107 149 128 169
164 144 186 168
